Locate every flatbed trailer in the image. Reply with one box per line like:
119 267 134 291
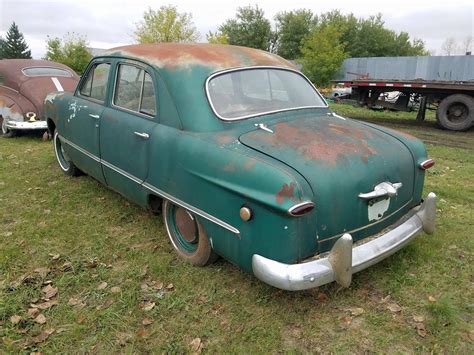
337 79 474 131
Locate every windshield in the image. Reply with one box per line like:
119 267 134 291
22 67 72 77
207 68 326 120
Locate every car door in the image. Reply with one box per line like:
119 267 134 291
100 61 157 202
61 61 111 184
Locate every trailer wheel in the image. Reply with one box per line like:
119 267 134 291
436 94 474 131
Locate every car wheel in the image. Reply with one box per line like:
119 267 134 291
162 200 218 266
53 130 81 176
1 117 17 138
436 94 474 131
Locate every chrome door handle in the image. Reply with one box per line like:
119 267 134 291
89 114 100 119
134 132 149 139
358 182 402 200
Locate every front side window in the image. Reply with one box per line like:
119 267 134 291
79 63 111 102
207 68 326 120
114 64 156 116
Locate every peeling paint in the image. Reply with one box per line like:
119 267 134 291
106 44 295 71
242 117 379 165
0 98 23 121
276 182 298 205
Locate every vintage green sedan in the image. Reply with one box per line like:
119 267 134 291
44 44 436 291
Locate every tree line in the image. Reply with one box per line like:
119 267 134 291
2 6 469 86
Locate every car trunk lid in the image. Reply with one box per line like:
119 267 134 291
19 76 78 119
239 114 415 250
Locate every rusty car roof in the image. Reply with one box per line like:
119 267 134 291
0 59 78 91
105 43 295 72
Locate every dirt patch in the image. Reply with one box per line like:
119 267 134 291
353 117 474 150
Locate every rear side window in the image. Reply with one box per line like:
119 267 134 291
79 63 111 102
22 67 72 77
114 64 156 116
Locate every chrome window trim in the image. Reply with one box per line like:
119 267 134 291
205 66 329 122
78 62 112 104
21 66 73 78
59 135 240 235
111 63 156 119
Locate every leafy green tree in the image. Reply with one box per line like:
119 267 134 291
206 31 228 45
299 26 347 87
1 22 32 59
218 5 272 50
274 9 317 59
134 5 200 43
0 37 4 59
44 33 92 74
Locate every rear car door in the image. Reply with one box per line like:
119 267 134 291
100 61 157 202
61 61 111 183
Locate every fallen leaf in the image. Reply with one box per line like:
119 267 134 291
413 315 425 323
428 295 436 302
61 261 72 272
387 303 402 313
136 327 149 338
347 307 365 316
10 315 21 324
28 308 40 318
34 300 58 310
32 328 55 344
197 295 208 304
340 315 353 326
34 267 50 278
110 286 121 293
97 282 108 290
15 328 28 334
42 284 58 299
190 337 202 353
165 283 174 291
468 330 474 341
67 298 84 307
56 328 66 334
34 314 47 324
96 299 113 310
142 317 154 326
43 280 53 285
317 292 328 301
85 261 98 268
76 314 86 324
415 322 427 337
50 254 60 261
142 301 155 311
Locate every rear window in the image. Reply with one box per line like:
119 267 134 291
207 68 326 120
22 67 72 77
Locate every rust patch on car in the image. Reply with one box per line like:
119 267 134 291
276 182 298 205
244 159 257 171
256 120 378 165
107 44 294 71
223 162 237 173
215 134 235 145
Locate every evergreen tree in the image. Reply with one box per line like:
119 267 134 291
2 22 32 59
0 37 5 59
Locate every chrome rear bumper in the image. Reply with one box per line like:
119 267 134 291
252 192 436 291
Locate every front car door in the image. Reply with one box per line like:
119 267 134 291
100 61 158 202
60 61 111 183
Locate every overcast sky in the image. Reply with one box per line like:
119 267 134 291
0 0 473 58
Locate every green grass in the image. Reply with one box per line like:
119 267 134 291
0 118 473 353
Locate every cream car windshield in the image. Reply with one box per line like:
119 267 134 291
207 68 326 120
